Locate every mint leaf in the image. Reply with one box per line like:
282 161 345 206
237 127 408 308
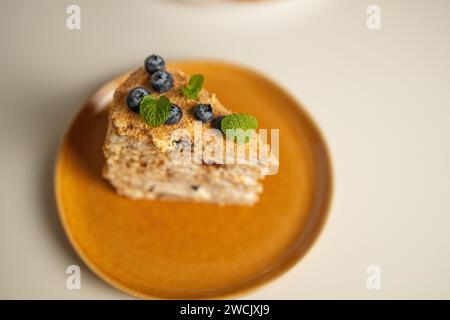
140 95 171 127
181 74 204 99
220 113 258 143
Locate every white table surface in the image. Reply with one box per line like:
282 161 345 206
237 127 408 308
1 0 450 299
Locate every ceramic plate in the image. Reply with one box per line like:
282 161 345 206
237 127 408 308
55 60 332 299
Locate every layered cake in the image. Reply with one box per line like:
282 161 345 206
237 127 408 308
103 55 276 205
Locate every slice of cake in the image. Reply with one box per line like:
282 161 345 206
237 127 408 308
103 55 275 205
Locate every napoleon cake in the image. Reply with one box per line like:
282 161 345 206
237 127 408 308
103 55 276 205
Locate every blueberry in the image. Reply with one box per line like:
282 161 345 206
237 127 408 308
193 104 213 123
126 87 149 113
211 115 224 130
150 70 174 93
144 54 165 74
165 104 183 125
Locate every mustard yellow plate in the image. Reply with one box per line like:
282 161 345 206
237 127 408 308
55 60 333 299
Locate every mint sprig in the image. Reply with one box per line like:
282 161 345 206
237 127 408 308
181 74 204 99
140 95 171 127
220 113 258 143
